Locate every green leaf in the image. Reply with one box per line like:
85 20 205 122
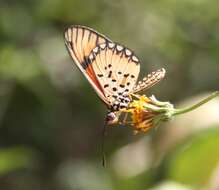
0 146 37 175
163 127 219 187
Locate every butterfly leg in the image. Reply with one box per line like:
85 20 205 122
130 93 141 99
122 112 129 124
117 111 132 126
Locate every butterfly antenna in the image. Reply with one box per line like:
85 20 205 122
101 112 118 167
101 118 108 167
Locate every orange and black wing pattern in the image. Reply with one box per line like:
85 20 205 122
64 25 112 104
64 25 165 108
87 42 140 105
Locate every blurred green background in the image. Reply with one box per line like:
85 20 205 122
0 0 219 190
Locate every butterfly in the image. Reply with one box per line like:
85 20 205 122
64 25 165 124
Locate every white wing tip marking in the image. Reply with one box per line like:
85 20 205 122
89 53 94 60
159 68 166 77
132 55 139 62
108 42 115 48
93 47 99 53
100 43 106 49
116 45 123 51
125 49 132 56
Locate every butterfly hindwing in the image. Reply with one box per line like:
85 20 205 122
132 68 166 93
64 25 112 104
87 42 140 104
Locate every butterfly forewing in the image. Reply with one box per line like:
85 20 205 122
65 26 110 63
64 25 165 111
64 25 112 104
88 42 140 104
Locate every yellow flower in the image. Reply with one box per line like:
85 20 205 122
115 91 219 133
127 95 158 133
117 94 175 133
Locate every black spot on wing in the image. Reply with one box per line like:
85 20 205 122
108 71 112 78
97 74 103 77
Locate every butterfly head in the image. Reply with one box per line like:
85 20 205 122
105 112 118 125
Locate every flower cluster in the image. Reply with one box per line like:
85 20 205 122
121 95 174 133
115 91 219 133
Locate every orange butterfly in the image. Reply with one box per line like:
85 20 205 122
64 25 165 124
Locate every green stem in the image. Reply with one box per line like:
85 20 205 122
173 91 219 116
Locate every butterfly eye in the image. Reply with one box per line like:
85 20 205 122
106 112 118 125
